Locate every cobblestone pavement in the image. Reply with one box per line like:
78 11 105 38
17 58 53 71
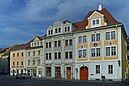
0 75 129 86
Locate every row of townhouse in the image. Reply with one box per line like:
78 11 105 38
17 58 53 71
5 5 129 81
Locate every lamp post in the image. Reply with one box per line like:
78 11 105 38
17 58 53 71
118 60 121 67
75 68 78 79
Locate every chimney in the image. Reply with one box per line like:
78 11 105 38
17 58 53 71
98 4 103 11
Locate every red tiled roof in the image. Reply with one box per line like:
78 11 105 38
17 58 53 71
73 8 120 31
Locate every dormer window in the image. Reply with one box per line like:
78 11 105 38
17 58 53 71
92 19 100 26
55 28 58 33
96 19 99 24
58 28 61 33
65 26 70 32
93 20 96 25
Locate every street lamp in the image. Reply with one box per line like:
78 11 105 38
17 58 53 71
118 60 121 67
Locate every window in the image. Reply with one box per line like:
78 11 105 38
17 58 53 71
69 39 72 46
65 51 72 59
33 60 35 65
65 26 70 32
79 50 82 58
91 48 101 57
58 40 61 47
106 46 116 56
69 51 72 59
55 28 58 33
37 42 39 45
91 33 100 42
106 32 110 40
83 49 86 57
78 36 82 43
33 51 35 56
46 53 48 60
28 60 30 65
49 53 51 60
39 70 42 74
93 20 96 25
96 48 100 57
54 41 57 47
91 34 95 42
28 52 30 57
96 19 99 24
21 61 23 65
65 52 68 59
108 65 113 74
38 50 40 55
58 52 61 59
51 30 53 34
83 36 87 43
17 61 19 65
65 40 68 46
13 53 15 57
111 31 115 39
21 52 24 56
96 65 100 74
92 19 100 26
106 31 116 40
46 53 51 60
111 46 116 55
78 49 87 58
55 52 57 59
38 59 40 65
55 52 61 59
68 27 70 31
49 42 51 48
96 33 100 41
58 28 61 33
17 53 19 57
48 30 50 35
91 48 95 57
13 62 15 65
46 42 48 48
106 47 110 56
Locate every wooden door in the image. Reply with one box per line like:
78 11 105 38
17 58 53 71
80 66 88 80
66 67 72 80
55 67 61 79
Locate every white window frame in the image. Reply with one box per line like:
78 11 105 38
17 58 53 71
105 45 117 56
105 31 116 40
91 18 101 27
91 33 100 42
91 47 101 57
78 48 87 58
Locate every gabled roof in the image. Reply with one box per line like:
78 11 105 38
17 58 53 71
9 43 29 51
73 8 120 31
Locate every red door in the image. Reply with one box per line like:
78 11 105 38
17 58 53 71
80 66 88 80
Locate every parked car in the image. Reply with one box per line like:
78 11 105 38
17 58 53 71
16 73 31 79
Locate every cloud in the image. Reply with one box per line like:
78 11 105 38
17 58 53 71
0 0 129 48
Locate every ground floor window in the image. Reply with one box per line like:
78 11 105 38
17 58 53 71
39 70 42 74
108 65 113 74
46 67 51 77
96 65 100 74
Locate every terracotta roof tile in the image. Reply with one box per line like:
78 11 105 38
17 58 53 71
73 8 120 31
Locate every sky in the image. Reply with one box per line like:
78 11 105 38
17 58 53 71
0 0 128 48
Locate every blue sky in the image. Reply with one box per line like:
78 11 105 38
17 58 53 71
0 0 128 48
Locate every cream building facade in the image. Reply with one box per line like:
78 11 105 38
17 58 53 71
73 5 129 81
10 44 28 75
26 36 44 77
